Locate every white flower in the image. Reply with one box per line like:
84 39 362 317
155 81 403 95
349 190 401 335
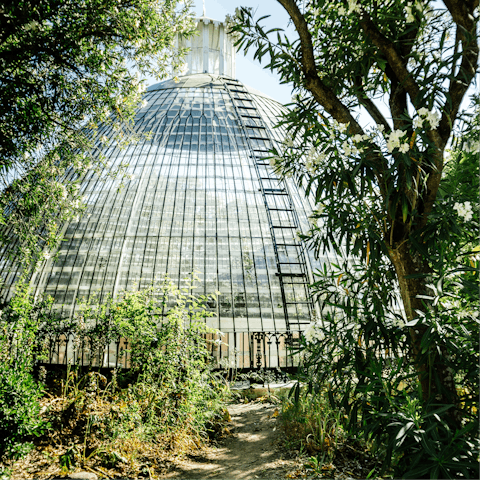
453 201 473 221
338 6 346 15
316 152 327 164
304 322 325 344
405 3 415 22
270 156 281 167
352 134 364 143
44 252 51 260
386 129 407 153
399 143 410 153
347 0 361 14
285 137 294 148
342 140 352 156
395 319 405 328
416 107 440 129
413 117 423 129
315 203 325 214
305 158 315 174
426 110 440 129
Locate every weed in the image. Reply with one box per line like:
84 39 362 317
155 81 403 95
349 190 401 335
279 384 347 459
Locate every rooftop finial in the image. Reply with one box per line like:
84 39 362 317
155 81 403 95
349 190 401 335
202 0 206 16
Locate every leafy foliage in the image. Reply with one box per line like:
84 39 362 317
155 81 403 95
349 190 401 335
0 276 231 469
292 99 479 477
0 0 196 263
231 1 479 477
73 276 228 437
0 282 51 460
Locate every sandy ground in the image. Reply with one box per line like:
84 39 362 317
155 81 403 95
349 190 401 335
161 401 304 479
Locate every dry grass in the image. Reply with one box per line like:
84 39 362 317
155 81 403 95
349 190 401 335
3 370 231 480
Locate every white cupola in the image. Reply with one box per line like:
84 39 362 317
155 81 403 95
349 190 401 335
177 12 236 77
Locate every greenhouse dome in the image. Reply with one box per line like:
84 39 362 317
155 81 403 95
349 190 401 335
0 14 335 369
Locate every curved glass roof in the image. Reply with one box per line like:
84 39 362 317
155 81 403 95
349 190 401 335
1 74 332 335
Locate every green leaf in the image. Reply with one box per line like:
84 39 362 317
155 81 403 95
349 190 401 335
402 200 409 223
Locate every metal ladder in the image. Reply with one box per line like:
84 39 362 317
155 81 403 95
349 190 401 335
221 77 312 332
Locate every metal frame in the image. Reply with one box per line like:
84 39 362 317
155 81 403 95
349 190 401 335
220 77 312 333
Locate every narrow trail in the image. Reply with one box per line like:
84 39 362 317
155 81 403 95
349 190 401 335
161 401 303 479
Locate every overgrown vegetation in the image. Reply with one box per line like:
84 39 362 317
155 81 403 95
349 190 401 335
0 278 231 478
279 385 380 479
0 282 51 460
291 110 479 479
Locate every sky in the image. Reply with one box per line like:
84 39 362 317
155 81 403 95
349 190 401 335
190 0 296 104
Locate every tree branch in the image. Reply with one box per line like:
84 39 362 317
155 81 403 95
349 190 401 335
359 11 421 104
415 0 479 228
276 0 363 132
353 76 391 133
438 1 479 147
276 0 389 200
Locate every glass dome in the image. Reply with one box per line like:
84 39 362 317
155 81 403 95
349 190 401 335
0 18 339 368
7 74 318 330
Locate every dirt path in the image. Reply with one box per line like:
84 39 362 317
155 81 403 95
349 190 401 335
161 401 303 479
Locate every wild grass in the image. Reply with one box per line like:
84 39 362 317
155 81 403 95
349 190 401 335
277 384 380 479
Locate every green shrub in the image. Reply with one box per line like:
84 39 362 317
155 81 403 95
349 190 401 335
280 383 347 457
297 257 479 478
62 276 230 451
296 124 480 477
0 282 50 460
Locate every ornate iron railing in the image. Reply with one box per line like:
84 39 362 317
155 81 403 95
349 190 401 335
36 330 303 372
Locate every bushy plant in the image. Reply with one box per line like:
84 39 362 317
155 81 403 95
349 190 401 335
289 111 479 477
113 277 230 444
51 276 230 460
0 282 51 460
281 383 347 457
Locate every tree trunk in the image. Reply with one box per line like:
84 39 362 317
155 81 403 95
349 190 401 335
388 243 460 425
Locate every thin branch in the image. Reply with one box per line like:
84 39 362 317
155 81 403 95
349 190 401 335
359 11 421 104
417 1 478 226
276 0 364 132
353 76 391 133
439 13 478 146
